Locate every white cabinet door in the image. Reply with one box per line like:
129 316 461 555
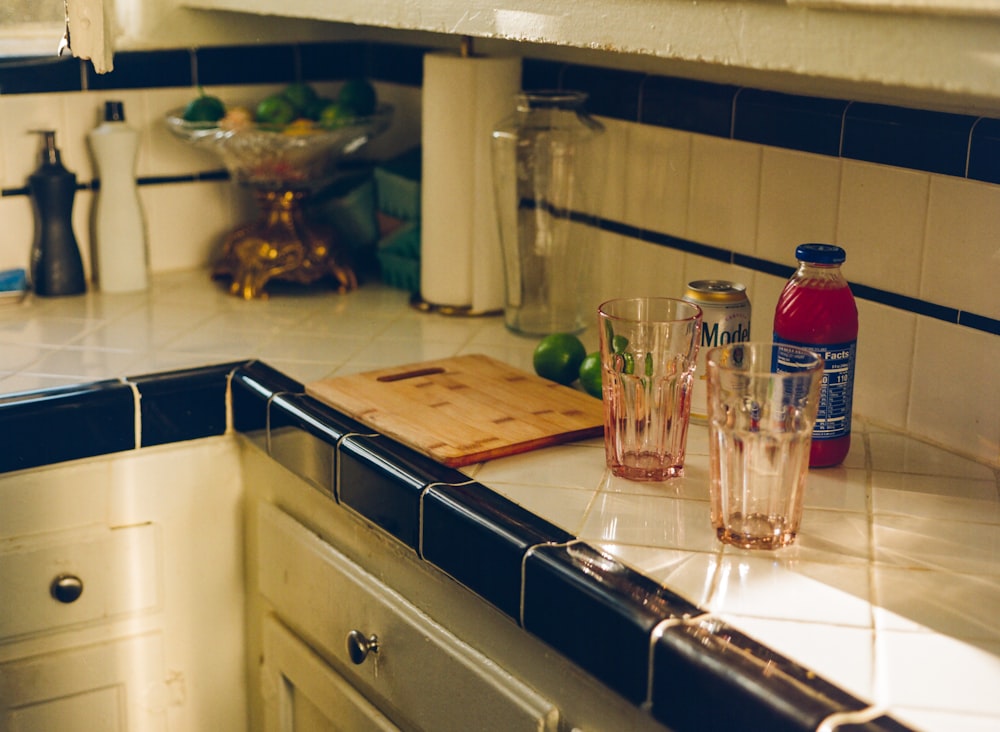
256 502 561 732
261 614 400 732
0 632 168 732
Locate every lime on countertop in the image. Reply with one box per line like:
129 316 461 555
578 352 603 398
533 333 587 386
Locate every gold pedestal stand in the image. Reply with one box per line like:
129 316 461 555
165 103 393 300
213 189 357 300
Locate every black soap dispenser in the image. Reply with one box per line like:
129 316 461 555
28 130 87 297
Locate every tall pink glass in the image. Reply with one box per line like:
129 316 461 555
599 297 702 481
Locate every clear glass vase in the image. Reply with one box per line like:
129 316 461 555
491 91 605 336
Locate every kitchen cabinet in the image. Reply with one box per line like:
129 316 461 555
254 501 560 731
0 438 247 732
242 438 670 732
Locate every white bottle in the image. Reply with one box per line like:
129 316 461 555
88 100 149 293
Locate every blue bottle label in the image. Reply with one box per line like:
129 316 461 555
773 336 856 441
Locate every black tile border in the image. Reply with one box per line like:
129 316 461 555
132 362 236 447
422 481 575 621
523 541 702 706
0 379 136 472
651 617 907 732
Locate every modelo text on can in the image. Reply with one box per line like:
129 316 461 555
683 280 751 422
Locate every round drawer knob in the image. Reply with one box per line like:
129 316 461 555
346 629 379 665
50 574 84 604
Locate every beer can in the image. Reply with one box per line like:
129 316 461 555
683 280 751 422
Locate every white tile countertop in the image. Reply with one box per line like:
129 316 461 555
1 269 998 732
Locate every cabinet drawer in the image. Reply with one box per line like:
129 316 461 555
0 524 159 642
256 502 560 732
262 614 400 732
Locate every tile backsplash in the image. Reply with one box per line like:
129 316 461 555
0 41 997 466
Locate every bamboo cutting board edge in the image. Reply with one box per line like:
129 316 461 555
305 354 604 467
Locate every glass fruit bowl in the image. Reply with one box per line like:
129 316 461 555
164 103 394 299
165 103 394 190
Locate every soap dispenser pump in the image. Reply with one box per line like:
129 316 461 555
28 130 87 297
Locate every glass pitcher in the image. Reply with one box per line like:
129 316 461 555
491 91 605 336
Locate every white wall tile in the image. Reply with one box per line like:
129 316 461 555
837 160 929 298
623 122 690 236
143 181 236 273
591 117 628 224
923 174 1000 317
854 300 916 428
0 94 68 189
909 317 1000 465
617 238 686 301
687 134 761 254
0 196 33 272
747 271 786 342
756 147 841 264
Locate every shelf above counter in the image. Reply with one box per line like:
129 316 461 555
170 0 1000 113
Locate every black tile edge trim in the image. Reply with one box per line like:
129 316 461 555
0 380 136 473
271 392 373 446
734 89 848 157
523 541 702 706
0 55 83 94
651 616 916 732
641 75 738 138
5 172 229 199
421 482 574 622
194 44 298 87
959 310 1000 336
338 434 464 550
129 362 239 448
231 359 304 434
842 102 976 178
847 282 960 323
85 49 193 91
266 393 351 497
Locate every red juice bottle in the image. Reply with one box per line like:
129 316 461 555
773 244 858 468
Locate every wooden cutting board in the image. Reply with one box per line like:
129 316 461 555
306 354 604 467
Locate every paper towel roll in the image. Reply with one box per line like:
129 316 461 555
420 52 522 311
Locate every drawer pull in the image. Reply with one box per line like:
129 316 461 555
346 629 379 665
50 574 84 604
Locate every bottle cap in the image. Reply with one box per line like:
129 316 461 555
104 101 126 122
795 243 846 264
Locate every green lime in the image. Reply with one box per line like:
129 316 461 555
578 352 603 398
255 94 296 128
611 334 629 354
318 102 352 130
337 78 377 116
282 82 318 116
533 333 587 386
182 94 226 123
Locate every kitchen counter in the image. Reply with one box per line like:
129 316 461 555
1 269 997 731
